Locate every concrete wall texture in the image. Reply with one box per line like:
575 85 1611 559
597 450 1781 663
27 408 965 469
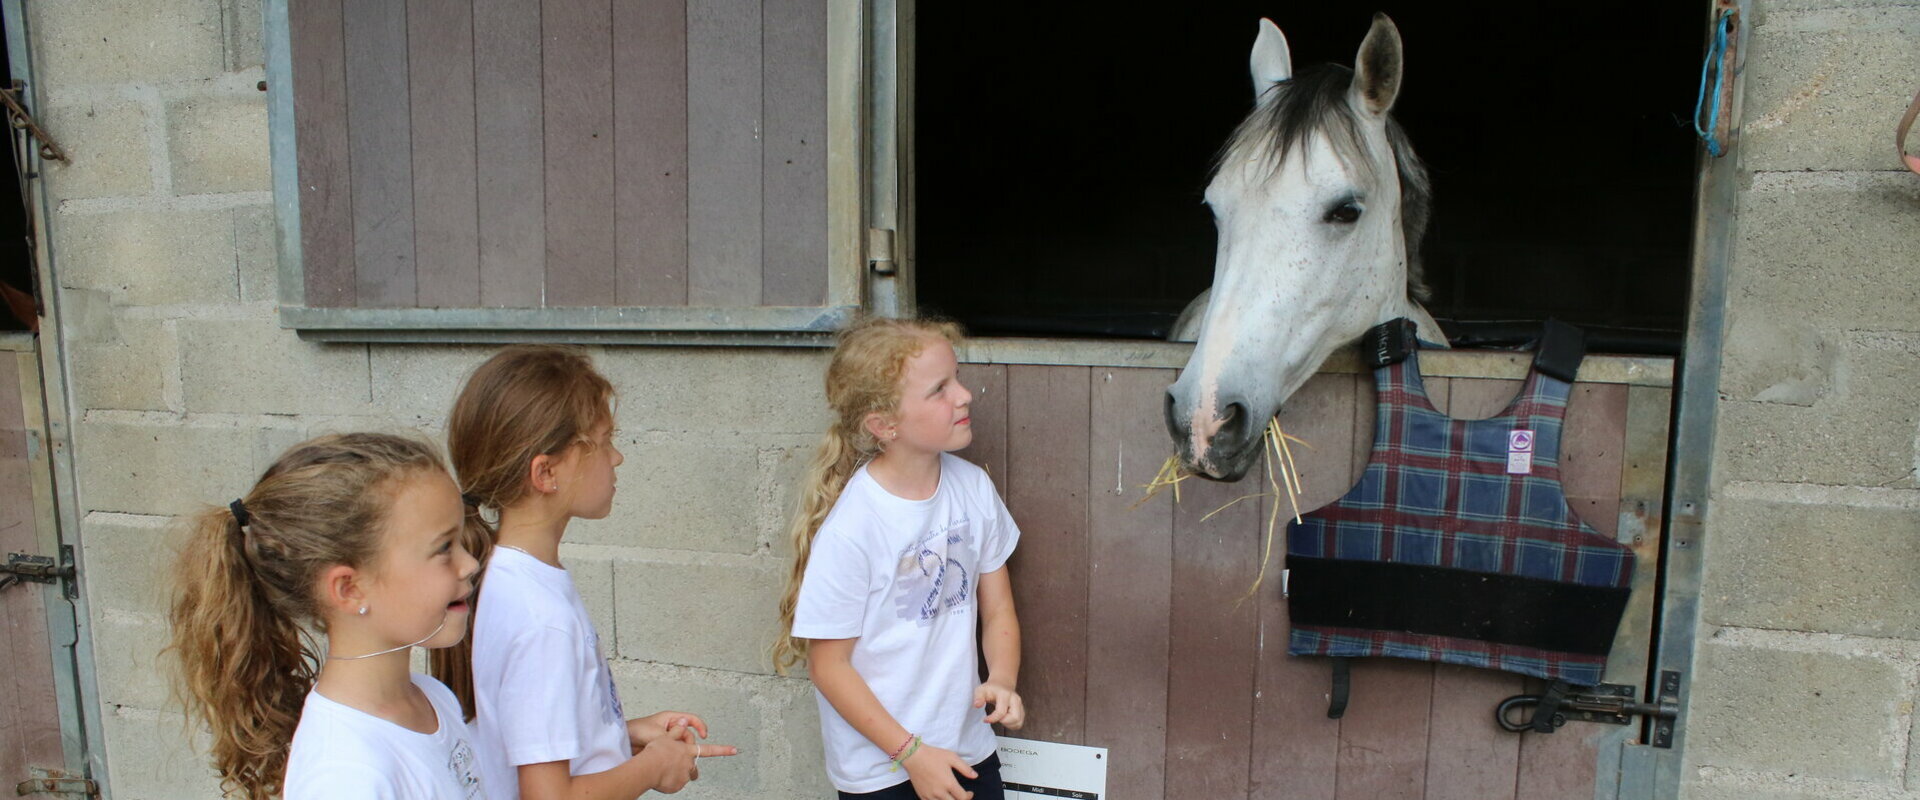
12 0 1918 798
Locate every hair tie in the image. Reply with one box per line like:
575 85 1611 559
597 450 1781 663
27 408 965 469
461 493 483 508
228 499 251 528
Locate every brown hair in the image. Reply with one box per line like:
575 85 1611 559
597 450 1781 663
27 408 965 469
772 316 963 674
166 433 448 800
430 344 616 717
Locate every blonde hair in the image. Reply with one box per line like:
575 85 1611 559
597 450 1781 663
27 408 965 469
430 344 616 717
166 433 448 800
773 316 963 674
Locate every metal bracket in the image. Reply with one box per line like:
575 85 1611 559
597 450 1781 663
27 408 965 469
0 80 69 163
867 227 897 276
15 775 98 797
1 546 79 599
1496 680 1680 739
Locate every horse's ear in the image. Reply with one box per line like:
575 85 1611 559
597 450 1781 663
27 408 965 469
1250 18 1292 100
1352 13 1404 116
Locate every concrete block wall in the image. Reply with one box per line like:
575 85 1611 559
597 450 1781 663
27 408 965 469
24 1 831 797
1683 1 1920 798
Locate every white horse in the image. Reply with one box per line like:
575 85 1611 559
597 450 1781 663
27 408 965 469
1165 13 1444 481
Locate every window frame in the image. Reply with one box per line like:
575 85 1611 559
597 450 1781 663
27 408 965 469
262 0 867 345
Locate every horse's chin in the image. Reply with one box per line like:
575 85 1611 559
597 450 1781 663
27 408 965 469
1180 445 1263 483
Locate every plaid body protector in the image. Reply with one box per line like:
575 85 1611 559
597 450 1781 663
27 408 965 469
1285 319 1634 686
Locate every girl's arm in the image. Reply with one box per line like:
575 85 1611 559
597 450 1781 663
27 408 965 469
810 638 979 800
973 566 1025 729
517 719 734 800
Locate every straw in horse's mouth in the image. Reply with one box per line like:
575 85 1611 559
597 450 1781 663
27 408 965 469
1137 420 1311 601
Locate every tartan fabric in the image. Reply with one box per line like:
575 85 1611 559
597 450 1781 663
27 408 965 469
1286 340 1635 685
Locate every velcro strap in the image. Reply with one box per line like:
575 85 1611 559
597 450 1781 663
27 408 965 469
1364 318 1419 368
1532 319 1587 383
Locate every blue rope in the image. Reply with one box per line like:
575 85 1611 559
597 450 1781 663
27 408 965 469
1694 10 1732 157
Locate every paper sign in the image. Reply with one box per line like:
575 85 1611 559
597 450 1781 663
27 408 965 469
997 737 1108 800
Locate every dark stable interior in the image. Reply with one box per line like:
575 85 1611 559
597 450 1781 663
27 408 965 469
0 23 33 332
914 4 1702 354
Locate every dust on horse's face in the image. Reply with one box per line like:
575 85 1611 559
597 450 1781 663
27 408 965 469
1165 16 1413 481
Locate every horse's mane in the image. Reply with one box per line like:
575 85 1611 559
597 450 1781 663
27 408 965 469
1211 64 1433 302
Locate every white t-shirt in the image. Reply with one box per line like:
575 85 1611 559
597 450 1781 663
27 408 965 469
283 673 488 800
471 547 629 800
792 453 1021 794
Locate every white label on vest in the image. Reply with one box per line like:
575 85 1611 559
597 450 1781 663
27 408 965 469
1507 429 1535 474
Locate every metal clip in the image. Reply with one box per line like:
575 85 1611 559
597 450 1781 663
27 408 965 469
0 80 70 163
1496 682 1679 735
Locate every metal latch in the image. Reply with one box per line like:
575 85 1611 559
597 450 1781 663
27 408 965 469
867 228 896 275
1496 671 1683 748
1 547 79 599
0 80 70 163
16 775 99 797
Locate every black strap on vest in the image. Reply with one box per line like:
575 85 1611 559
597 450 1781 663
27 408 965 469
1532 319 1587 383
1364 318 1419 368
1327 657 1352 719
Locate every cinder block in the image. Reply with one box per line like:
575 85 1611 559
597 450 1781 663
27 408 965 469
1730 173 1920 334
570 437 759 553
93 614 176 711
1715 339 1920 487
368 344 497 422
1743 7 1920 172
777 676 835 797
763 441 815 558
178 319 374 415
75 420 258 515
1717 314 1831 407
28 0 224 87
1681 782 1827 800
166 94 270 195
67 316 174 411
600 348 830 436
607 663 764 797
614 555 782 675
1686 637 1906 783
39 101 152 200
102 707 226 800
234 205 278 302
81 513 176 615
224 0 265 71
53 209 237 306
1703 497 1920 639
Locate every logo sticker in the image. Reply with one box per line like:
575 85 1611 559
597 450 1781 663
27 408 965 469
1507 429 1535 474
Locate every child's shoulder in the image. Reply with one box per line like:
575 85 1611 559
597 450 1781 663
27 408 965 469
938 453 999 497
478 555 583 630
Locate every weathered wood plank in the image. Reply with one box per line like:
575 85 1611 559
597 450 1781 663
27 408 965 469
686 0 763 305
614 0 689 306
289 0 353 307
1423 666 1524 800
1334 659 1432 800
408 0 479 308
760 0 828 306
543 0 617 306
343 0 414 306
0 356 60 778
955 364 1007 492
1004 366 1090 744
1165 463 1258 797
1560 382 1629 539
1086 368 1175 800
1250 373 1355 800
473 0 545 307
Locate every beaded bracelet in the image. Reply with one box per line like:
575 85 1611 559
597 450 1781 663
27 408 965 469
887 733 916 762
888 736 923 772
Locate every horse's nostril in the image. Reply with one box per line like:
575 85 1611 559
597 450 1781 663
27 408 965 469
1164 390 1185 439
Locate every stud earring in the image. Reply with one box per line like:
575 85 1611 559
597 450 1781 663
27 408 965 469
357 606 368 616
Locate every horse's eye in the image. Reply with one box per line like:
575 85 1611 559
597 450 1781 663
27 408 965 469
1324 202 1363 224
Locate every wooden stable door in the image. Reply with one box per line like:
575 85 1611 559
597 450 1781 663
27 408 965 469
957 352 1670 800
0 340 67 791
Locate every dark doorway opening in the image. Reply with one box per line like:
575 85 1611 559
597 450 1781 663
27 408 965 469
0 19 36 333
913 3 1700 353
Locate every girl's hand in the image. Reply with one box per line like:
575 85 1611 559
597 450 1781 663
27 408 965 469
635 719 739 793
628 711 709 751
974 681 1025 730
902 742 976 800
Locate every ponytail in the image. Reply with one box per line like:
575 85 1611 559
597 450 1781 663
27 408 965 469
165 433 445 800
429 499 496 721
772 315 963 674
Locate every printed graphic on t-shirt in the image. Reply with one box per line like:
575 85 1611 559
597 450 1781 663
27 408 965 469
892 519 977 625
447 738 485 799
591 631 625 724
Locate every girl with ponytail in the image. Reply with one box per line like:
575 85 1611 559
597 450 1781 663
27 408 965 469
776 317 1027 800
166 432 486 799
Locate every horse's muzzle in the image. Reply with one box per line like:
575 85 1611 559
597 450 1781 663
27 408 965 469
1164 390 1263 482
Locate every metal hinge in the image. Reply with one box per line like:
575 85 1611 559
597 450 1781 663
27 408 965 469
16 776 98 797
1 546 79 600
1496 671 1683 748
867 227 896 275
0 80 70 163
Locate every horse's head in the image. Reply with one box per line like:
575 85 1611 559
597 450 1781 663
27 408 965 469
1166 14 1436 481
